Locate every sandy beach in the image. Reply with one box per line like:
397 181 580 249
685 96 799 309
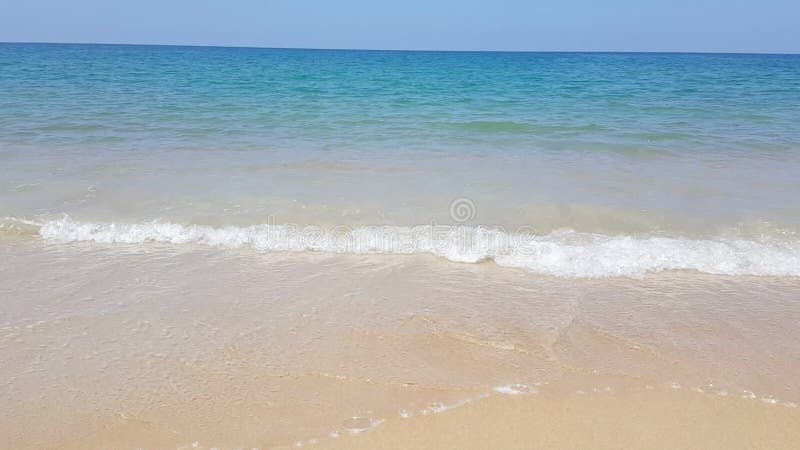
323 390 800 450
29 386 800 449
3 44 800 449
2 241 799 449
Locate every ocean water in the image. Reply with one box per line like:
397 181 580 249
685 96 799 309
2 43 800 277
3 44 800 449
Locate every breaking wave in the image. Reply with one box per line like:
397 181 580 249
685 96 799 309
5 217 800 278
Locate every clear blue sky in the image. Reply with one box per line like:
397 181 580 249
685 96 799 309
1 0 798 53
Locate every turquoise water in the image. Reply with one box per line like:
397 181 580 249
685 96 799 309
2 43 800 276
3 44 799 153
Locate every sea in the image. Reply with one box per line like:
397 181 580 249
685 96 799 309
2 43 800 277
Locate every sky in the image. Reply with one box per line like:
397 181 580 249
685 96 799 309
1 0 798 53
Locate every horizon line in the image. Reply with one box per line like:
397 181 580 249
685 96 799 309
1 40 798 56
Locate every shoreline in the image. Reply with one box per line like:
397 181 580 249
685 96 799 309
321 388 800 450
3 44 800 449
31 384 800 449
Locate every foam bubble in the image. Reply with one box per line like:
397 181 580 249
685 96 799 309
419 398 474 415
428 402 450 414
761 395 779 405
493 383 536 395
342 416 384 434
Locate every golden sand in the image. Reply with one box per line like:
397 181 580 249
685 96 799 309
2 242 799 449
323 390 800 450
32 387 800 449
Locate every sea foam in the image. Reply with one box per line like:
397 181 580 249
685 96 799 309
26 217 800 278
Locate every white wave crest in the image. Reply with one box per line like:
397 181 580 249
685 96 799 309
32 217 800 278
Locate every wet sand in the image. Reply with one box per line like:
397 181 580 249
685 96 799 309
2 240 799 449
323 389 800 450
30 385 800 449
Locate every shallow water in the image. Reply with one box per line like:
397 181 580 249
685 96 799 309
1 242 799 448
